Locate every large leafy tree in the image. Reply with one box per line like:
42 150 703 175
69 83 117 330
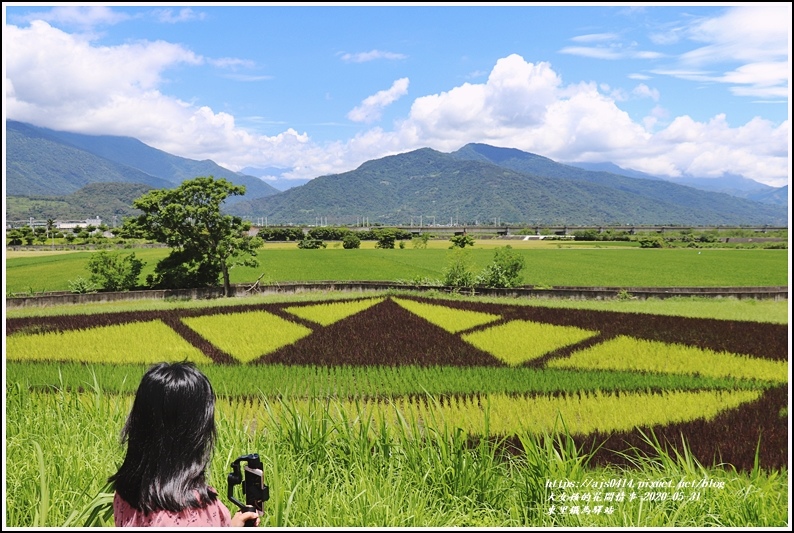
130 176 262 296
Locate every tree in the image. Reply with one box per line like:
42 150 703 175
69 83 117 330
130 176 263 296
7 227 34 246
342 233 361 249
475 245 526 288
412 232 432 249
449 233 475 249
87 251 145 291
46 218 55 248
34 227 47 244
374 229 396 249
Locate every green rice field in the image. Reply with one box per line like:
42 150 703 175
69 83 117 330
5 243 789 294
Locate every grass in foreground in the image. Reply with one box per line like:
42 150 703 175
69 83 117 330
5 386 789 528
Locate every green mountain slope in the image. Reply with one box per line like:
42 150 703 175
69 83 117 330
5 120 280 203
226 147 787 226
41 124 280 201
452 143 788 217
5 121 172 196
5 182 154 222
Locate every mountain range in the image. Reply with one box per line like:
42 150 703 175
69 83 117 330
227 143 787 226
5 120 280 221
4 120 788 226
567 161 786 206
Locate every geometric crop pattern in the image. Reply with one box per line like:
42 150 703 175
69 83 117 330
462 320 599 366
6 295 787 471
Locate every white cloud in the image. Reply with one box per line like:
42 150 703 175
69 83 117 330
210 57 257 70
559 45 662 61
656 5 790 101
378 54 787 186
632 83 660 101
152 8 206 24
339 50 407 63
5 21 202 113
11 6 130 29
559 46 623 60
4 21 789 189
347 78 410 124
571 32 619 43
682 5 790 65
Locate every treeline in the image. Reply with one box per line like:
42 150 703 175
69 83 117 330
256 226 416 242
569 228 787 249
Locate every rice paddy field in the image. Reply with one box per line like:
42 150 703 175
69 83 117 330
4 242 789 294
4 289 790 528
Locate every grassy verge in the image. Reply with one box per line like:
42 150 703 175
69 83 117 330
6 288 789 324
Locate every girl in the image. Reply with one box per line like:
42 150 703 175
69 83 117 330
109 361 260 527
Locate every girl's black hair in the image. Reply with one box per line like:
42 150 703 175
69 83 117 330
109 361 218 513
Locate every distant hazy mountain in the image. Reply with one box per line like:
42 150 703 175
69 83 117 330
568 161 786 207
227 145 787 226
565 161 666 181
748 185 788 206
6 120 281 204
240 166 311 191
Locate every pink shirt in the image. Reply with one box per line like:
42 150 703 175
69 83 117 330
113 489 233 527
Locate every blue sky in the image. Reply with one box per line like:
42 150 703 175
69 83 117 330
3 3 791 188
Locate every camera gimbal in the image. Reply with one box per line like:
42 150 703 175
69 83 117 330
227 454 269 527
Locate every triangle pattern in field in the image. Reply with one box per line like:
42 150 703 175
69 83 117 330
392 297 501 333
259 298 504 366
282 297 384 326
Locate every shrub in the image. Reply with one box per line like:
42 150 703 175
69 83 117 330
298 238 327 249
412 232 432 249
67 276 98 294
442 248 476 289
87 251 145 292
308 226 351 241
449 233 475 248
475 245 526 288
342 233 361 249
374 229 396 249
638 237 665 248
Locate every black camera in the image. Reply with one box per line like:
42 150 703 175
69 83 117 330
227 453 269 527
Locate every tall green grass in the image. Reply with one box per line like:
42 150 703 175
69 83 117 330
5 385 787 527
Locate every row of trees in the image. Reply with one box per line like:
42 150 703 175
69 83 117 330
6 222 115 246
